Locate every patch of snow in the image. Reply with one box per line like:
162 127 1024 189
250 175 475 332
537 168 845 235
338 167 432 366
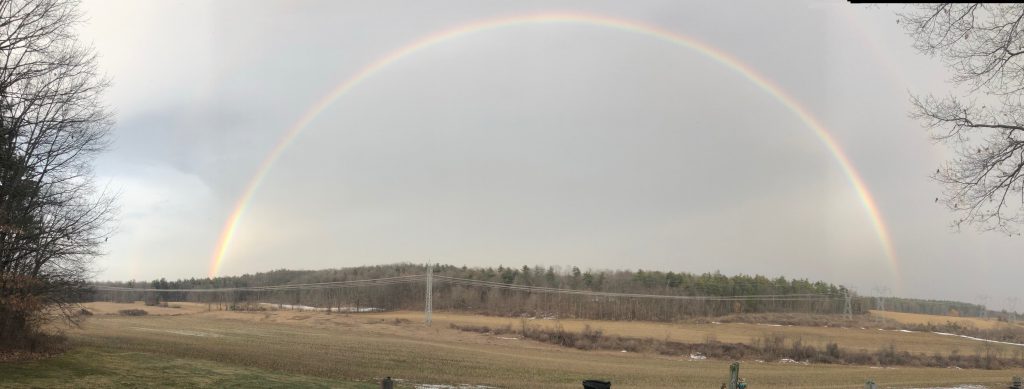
930 331 1024 347
689 353 707 360
620 350 627 353
258 303 382 312
496 337 519 340
778 358 808 365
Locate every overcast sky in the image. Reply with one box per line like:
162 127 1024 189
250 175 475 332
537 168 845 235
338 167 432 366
75 0 1023 308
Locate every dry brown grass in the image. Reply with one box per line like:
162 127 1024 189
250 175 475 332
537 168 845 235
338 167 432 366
53 305 1024 388
364 311 1024 357
79 305 1024 357
869 310 1022 331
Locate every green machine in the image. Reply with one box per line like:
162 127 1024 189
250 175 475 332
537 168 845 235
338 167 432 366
726 362 746 389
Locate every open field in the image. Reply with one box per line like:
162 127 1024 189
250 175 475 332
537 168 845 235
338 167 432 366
869 310 1022 331
367 311 1024 357
3 303 1023 388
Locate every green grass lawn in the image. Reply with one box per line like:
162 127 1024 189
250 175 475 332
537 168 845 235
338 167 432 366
0 345 375 389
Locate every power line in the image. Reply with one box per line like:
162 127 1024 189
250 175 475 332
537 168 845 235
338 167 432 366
435 276 839 302
90 275 424 293
91 274 839 302
425 263 433 326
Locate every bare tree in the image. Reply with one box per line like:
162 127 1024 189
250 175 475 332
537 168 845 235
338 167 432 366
0 0 114 346
900 4 1024 233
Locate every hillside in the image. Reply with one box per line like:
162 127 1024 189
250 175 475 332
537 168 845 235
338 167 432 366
91 264 987 321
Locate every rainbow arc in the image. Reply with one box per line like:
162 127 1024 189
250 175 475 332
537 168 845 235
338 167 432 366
207 12 899 282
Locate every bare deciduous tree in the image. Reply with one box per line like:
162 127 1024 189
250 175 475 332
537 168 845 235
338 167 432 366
900 4 1024 233
0 0 114 346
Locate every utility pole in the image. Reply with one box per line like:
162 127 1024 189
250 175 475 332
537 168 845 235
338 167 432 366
979 295 990 319
425 263 433 326
844 290 853 320
873 286 888 311
1008 297 1018 323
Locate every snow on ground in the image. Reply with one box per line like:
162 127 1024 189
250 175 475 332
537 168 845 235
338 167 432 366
257 303 382 312
778 358 809 365
932 331 1024 347
857 327 1024 348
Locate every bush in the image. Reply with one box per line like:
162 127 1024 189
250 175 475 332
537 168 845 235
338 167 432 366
0 331 68 358
118 309 148 316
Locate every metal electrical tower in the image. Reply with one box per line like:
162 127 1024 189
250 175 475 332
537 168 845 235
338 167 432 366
1008 297 1018 323
425 263 433 326
873 287 886 311
844 290 853 320
979 295 990 319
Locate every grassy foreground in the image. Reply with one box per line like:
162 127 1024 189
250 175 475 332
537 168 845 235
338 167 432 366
0 346 371 388
3 303 1024 388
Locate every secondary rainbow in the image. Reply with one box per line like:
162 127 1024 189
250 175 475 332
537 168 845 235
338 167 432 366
208 12 899 280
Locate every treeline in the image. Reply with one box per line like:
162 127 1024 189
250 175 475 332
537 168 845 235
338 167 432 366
86 263 981 321
884 297 986 318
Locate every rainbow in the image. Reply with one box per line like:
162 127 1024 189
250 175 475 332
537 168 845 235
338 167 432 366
207 12 899 280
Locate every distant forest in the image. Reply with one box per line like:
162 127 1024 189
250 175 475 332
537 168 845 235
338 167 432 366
90 264 987 321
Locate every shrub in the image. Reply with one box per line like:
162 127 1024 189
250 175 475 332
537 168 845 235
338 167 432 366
118 309 148 316
446 321 1024 370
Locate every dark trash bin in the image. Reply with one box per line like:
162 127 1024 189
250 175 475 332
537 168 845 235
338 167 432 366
583 380 611 389
381 377 394 389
